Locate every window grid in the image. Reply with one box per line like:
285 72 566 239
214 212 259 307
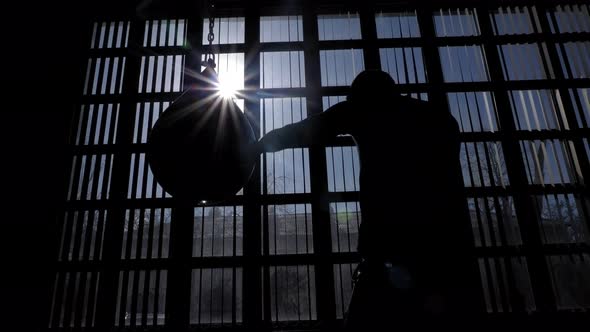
56 3 590 330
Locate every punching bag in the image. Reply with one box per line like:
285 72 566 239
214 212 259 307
147 65 256 201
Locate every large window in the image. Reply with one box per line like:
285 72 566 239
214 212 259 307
51 1 590 330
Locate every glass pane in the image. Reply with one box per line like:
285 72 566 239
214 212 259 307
260 98 310 194
380 47 426 84
92 21 130 49
546 254 590 309
260 51 306 88
67 154 114 201
127 153 170 199
115 270 167 326
260 16 303 42
144 19 186 47
508 90 570 131
74 104 120 145
569 88 590 129
434 8 480 37
546 4 590 33
447 92 500 132
334 263 358 318
520 140 584 185
318 13 361 40
375 11 420 38
534 194 590 244
122 208 171 259
193 206 243 257
203 17 245 44
330 202 361 252
320 49 364 86
190 268 243 324
265 204 313 255
478 257 535 313
490 7 541 35
460 142 509 187
497 43 554 80
439 46 489 82
267 265 316 322
48 271 102 328
467 196 522 247
556 42 590 79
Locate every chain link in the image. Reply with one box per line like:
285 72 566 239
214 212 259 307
205 1 216 67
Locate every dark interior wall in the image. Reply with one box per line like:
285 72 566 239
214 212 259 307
5 1 85 330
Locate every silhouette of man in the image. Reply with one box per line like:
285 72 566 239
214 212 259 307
249 70 479 329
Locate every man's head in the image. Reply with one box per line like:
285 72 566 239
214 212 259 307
347 70 399 103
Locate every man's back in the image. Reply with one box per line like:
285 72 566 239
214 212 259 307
256 71 480 324
348 95 469 260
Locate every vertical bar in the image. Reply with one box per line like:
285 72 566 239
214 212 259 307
359 1 380 70
94 11 146 329
303 0 336 325
243 2 264 329
475 4 556 312
536 3 590 184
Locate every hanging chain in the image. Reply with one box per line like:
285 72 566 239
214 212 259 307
205 0 216 68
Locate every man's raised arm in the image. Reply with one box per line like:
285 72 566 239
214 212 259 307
256 100 355 153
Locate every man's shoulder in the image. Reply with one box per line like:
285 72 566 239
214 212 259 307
403 96 448 117
402 96 459 131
